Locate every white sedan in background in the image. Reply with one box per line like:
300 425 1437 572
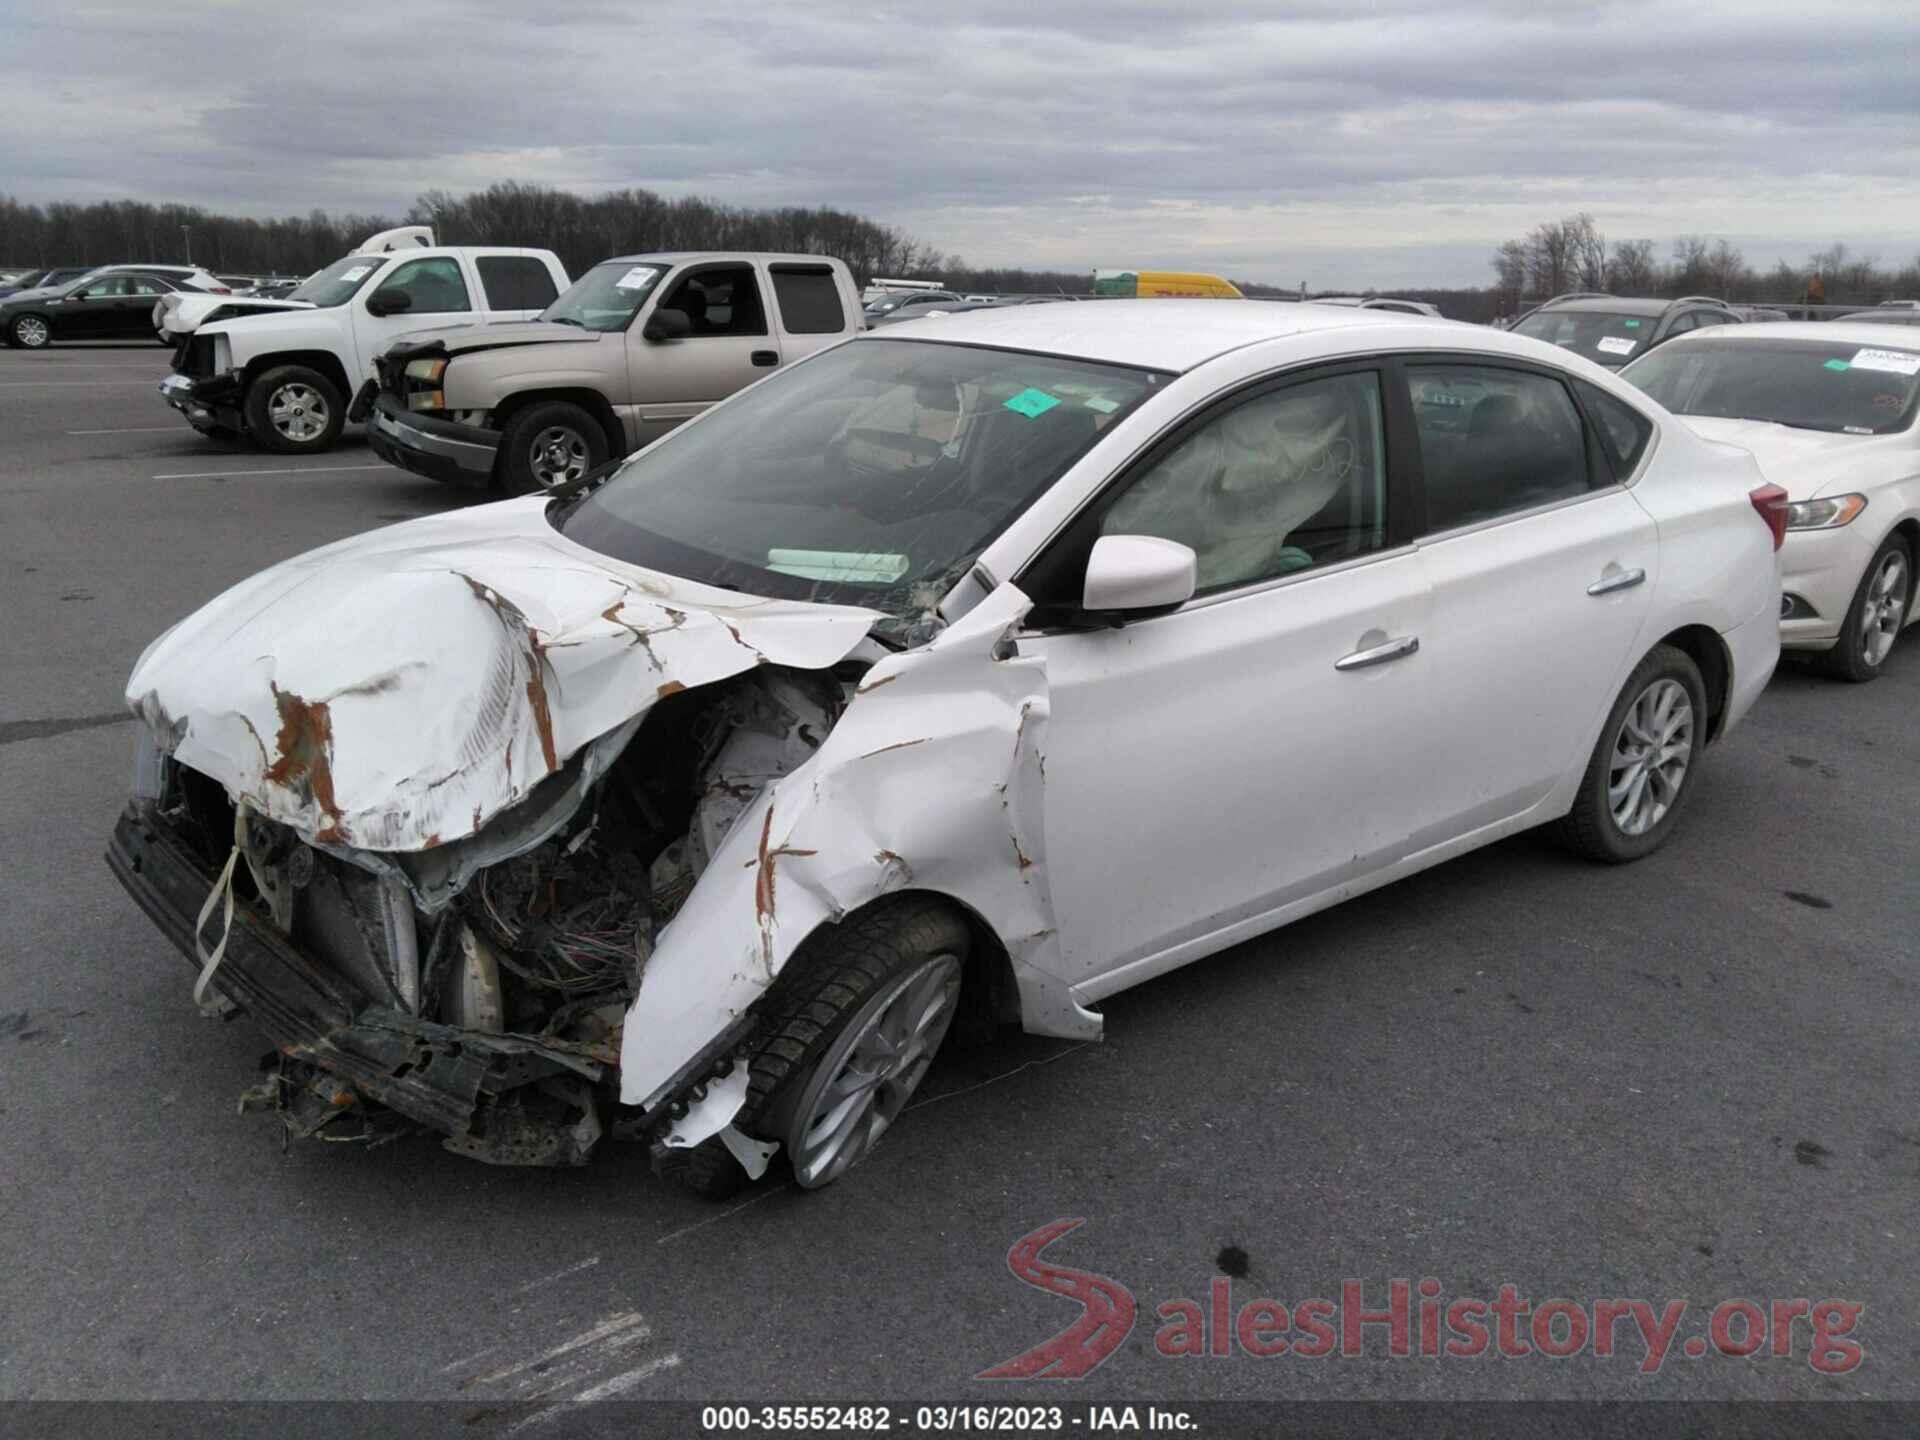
1624 322 1920 680
110 302 1782 1196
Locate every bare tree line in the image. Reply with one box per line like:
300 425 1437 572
1491 213 1920 312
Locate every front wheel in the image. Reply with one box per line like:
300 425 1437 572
1818 534 1911 683
497 401 607 495
244 365 345 453
1558 644 1707 864
9 314 51 349
660 897 969 1199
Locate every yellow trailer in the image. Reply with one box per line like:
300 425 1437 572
1092 269 1244 299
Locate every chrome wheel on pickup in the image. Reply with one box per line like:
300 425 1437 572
529 424 591 487
244 365 345 453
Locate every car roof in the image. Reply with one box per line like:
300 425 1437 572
854 298 1434 373
1655 320 1920 349
1542 297 1676 316
601 251 843 267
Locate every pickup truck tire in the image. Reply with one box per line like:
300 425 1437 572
498 401 607 495
245 365 345 453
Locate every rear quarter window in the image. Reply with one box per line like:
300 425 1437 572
771 266 847 334
476 256 560 311
1576 381 1656 478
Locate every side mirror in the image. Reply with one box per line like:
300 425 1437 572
366 287 413 317
642 306 691 342
1081 534 1197 619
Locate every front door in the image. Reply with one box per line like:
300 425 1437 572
629 262 780 444
347 255 477 381
1017 365 1434 996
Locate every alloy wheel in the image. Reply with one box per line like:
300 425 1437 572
267 382 329 443
528 426 590 488
14 316 49 348
1609 678 1693 837
785 953 962 1188
1859 550 1908 669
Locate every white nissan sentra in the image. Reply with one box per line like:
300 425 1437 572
109 302 1782 1196
1622 321 1920 681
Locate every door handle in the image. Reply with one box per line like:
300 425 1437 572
1335 635 1420 671
1586 567 1646 596
750 350 779 367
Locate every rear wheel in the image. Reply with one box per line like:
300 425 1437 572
660 897 969 1199
1558 644 1706 864
1818 534 1910 683
245 365 344 453
497 401 606 495
10 314 51 349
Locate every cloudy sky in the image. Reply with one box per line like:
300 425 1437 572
4 0 1918 288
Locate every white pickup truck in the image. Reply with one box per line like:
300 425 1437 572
158 227 569 453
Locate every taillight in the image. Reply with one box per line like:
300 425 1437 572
1749 484 1789 551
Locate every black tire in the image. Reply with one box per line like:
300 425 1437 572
1558 643 1708 864
9 313 51 349
661 896 971 1200
1816 533 1911 683
244 364 345 454
496 400 607 495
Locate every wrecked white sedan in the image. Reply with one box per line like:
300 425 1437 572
109 302 1783 1196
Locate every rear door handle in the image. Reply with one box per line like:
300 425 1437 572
1586 567 1646 596
1335 635 1420 671
750 350 779 367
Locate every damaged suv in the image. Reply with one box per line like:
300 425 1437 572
109 302 1782 1196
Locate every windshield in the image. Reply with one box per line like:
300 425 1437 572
541 261 666 331
1512 309 1658 366
1624 339 1920 435
286 254 390 308
559 338 1165 619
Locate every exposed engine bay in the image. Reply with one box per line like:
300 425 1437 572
144 665 849 1166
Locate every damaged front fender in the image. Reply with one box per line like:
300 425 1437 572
625 583 1098 1117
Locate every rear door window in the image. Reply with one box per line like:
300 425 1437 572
771 266 846 334
475 256 559 311
1408 364 1594 533
1575 381 1655 478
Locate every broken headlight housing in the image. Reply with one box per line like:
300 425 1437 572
404 357 448 411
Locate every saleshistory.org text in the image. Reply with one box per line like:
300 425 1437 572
979 1220 1864 1379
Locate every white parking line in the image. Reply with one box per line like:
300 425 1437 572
68 426 185 434
152 463 388 480
0 380 157 388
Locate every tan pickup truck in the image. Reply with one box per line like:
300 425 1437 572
358 251 863 492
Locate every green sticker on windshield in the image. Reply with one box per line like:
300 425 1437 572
1824 359 1850 371
1624 319 1641 328
1003 387 1061 419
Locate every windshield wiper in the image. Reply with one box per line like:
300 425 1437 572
546 315 586 328
1724 416 1839 432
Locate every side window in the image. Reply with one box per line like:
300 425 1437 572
772 267 845 333
475 256 559 311
1662 311 1701 339
658 264 767 337
382 257 472 314
1575 381 1655 478
1098 370 1386 595
127 277 166 297
1409 364 1591 533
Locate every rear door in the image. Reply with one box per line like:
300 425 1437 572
1404 357 1657 836
628 261 779 444
114 275 170 337
768 262 852 361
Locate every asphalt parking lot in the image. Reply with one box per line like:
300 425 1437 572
2 342 1916 1414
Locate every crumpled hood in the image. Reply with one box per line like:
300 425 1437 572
1678 416 1891 499
127 498 881 852
417 320 608 357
